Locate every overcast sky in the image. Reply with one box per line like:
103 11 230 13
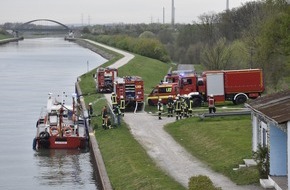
0 0 257 25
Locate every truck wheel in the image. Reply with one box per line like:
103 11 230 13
192 98 202 107
148 99 154 106
234 94 247 105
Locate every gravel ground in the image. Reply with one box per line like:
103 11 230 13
86 40 263 190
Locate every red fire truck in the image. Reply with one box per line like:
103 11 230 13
148 69 264 106
94 67 118 93
114 76 144 111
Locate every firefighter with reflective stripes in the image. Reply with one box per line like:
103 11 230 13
119 95 125 116
111 92 118 109
167 95 174 117
182 95 189 118
188 97 194 117
208 94 216 114
114 105 122 126
174 96 182 120
157 98 163 120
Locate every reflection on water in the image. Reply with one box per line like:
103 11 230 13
34 149 98 189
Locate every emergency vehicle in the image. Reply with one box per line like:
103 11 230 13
114 76 144 111
94 67 118 93
148 69 264 106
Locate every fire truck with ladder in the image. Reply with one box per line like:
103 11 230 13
94 67 118 93
147 68 264 107
114 76 144 112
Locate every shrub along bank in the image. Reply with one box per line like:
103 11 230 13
83 34 171 63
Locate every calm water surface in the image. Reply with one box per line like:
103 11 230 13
0 38 106 190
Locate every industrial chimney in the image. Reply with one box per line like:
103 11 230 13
171 0 175 26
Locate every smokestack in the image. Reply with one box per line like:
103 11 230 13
226 0 229 11
163 7 165 24
171 0 175 26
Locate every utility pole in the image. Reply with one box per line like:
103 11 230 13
88 15 91 26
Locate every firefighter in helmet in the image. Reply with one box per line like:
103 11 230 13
182 95 189 118
188 96 194 117
174 96 182 120
113 104 122 126
88 102 93 116
157 98 163 120
119 95 125 116
111 92 118 109
208 94 216 114
167 95 174 117
101 106 109 129
88 102 93 125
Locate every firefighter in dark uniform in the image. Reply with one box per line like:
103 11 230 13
114 105 122 126
111 92 118 109
88 102 93 125
101 106 108 129
88 102 93 116
174 96 182 120
119 95 125 116
208 94 216 114
188 97 194 117
157 98 163 120
167 95 174 117
183 95 189 118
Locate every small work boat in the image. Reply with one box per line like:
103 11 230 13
33 92 89 150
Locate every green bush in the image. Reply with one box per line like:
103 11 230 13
86 34 171 62
253 144 269 179
188 175 221 190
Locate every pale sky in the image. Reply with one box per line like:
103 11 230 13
0 0 257 25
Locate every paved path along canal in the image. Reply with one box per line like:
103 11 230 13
86 39 263 190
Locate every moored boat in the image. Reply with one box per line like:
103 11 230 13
33 92 89 150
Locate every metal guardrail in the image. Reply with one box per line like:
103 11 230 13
199 109 251 119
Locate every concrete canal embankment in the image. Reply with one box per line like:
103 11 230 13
75 82 113 190
0 37 24 45
72 38 134 190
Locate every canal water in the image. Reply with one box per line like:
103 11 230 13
0 38 106 190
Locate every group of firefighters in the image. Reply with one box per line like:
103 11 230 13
93 92 216 129
101 92 125 129
157 94 216 120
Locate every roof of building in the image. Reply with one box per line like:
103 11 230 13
245 89 290 124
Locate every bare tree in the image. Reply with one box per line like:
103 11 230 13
201 38 232 70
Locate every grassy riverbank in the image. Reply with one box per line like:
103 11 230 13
79 49 184 189
0 33 12 40
165 116 259 185
78 41 260 188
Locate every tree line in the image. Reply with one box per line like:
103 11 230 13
83 0 290 92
